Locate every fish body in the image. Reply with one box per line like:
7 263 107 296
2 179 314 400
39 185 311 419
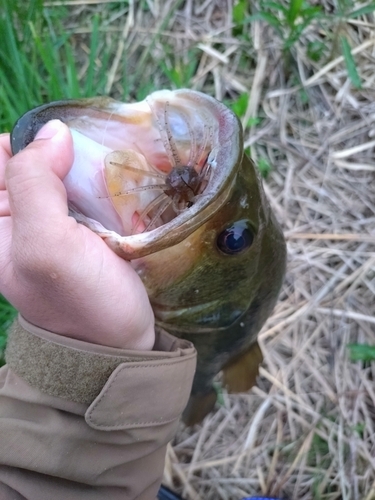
11 90 286 424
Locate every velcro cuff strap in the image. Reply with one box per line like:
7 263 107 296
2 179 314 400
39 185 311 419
85 355 196 430
5 316 196 415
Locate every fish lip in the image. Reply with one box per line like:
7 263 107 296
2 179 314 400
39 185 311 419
105 176 238 259
11 96 118 155
11 90 243 259
154 308 249 334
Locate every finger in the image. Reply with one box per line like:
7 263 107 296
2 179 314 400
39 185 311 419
5 120 74 241
0 134 11 190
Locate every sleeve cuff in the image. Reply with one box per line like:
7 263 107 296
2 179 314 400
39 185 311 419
5 315 196 429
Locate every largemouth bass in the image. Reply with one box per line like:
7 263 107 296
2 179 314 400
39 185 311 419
11 90 286 424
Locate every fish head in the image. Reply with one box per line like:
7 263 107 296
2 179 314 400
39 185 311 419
12 89 284 332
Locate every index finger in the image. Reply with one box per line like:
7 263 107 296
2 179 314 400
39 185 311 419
0 134 12 190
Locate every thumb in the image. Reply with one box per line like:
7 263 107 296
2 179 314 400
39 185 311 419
6 120 74 237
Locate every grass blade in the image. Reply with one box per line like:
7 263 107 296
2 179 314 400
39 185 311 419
341 36 362 89
348 4 375 18
348 344 375 362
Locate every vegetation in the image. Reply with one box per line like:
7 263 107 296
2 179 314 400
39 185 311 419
348 343 375 362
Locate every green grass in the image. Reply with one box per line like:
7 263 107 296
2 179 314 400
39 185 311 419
0 296 17 366
236 0 375 83
0 0 199 132
250 0 323 52
0 0 115 131
341 35 362 89
348 344 375 362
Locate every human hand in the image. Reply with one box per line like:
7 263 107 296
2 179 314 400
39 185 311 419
0 120 155 350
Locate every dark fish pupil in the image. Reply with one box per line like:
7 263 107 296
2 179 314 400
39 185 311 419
217 220 254 255
226 232 245 250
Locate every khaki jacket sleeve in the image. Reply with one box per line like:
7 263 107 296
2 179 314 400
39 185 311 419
0 316 196 500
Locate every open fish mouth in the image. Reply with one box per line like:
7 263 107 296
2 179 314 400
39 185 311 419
11 89 243 259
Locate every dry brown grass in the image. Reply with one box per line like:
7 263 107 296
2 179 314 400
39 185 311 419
61 1 375 498
153 3 374 500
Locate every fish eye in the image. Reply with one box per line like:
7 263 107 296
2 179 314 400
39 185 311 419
216 220 254 255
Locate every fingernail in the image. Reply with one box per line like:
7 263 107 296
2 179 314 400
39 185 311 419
35 120 64 140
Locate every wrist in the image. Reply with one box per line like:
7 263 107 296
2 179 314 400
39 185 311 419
5 315 196 408
18 309 156 352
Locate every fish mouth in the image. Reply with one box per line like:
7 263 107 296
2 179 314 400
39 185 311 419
11 89 243 259
154 301 248 334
